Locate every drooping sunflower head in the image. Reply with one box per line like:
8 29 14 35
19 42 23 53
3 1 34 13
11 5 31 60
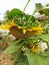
0 18 43 39
0 9 44 39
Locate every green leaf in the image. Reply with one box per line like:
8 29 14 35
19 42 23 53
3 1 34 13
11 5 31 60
26 48 49 65
43 24 49 30
45 4 49 7
14 50 29 65
4 39 23 54
40 51 49 57
25 14 35 22
37 34 49 43
44 8 49 16
33 3 43 15
7 8 23 19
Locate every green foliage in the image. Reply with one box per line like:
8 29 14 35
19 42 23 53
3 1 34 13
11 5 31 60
4 39 23 54
14 50 29 65
26 48 49 65
0 20 4 25
25 37 39 45
37 34 49 43
33 3 43 14
7 8 23 19
45 4 49 7
33 3 49 16
44 8 49 16
14 14 35 28
1 1 49 65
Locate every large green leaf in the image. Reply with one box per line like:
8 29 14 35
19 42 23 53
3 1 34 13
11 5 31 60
14 50 29 65
4 39 23 54
37 34 49 43
33 3 49 16
7 8 23 19
26 48 49 65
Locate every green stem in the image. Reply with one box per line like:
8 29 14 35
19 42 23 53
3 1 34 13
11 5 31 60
27 12 34 22
23 0 31 13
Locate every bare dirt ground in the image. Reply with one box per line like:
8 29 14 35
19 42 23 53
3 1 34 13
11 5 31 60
0 36 14 65
0 50 14 65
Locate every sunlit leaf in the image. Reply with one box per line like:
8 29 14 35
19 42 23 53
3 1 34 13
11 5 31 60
14 50 29 65
37 34 49 43
4 39 23 54
33 3 43 14
26 48 49 65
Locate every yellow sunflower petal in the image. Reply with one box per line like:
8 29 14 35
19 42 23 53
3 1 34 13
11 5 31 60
23 29 27 34
27 25 43 34
10 20 15 26
31 46 40 53
0 20 15 30
27 28 33 31
17 26 22 29
0 25 11 30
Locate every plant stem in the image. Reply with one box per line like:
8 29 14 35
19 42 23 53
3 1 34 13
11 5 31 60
23 0 31 13
27 12 34 22
23 0 33 22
